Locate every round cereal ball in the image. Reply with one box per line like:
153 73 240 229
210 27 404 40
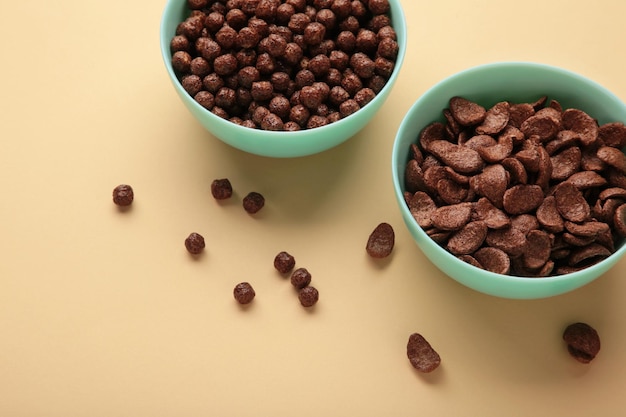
300 85 324 110
188 0 208 9
237 26 262 49
274 251 296 273
336 30 356 52
303 22 326 45
289 104 310 127
170 35 190 53
194 90 216 109
251 80 274 101
315 8 337 30
243 191 265 213
290 267 311 289
331 0 351 18
204 11 225 32
112 184 134 206
284 121 301 131
368 0 390 15
276 3 296 24
213 54 238 76
308 54 331 78
190 57 212 77
181 74 204 96
172 50 192 73
234 282 256 304
298 286 319 307
271 71 292 92
226 8 248 29
185 232 206 255
211 178 233 200
269 95 291 119
261 112 284 131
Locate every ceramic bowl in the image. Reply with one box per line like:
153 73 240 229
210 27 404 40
392 62 626 299
160 0 407 158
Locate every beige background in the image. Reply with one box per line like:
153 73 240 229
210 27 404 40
1 0 626 416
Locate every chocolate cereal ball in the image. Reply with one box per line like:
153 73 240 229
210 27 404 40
298 286 319 307
284 121 301 131
374 56 395 78
336 30 356 52
172 50 192 73
251 80 274 101
270 71 292 92
182 74 203 96
256 0 279 22
170 35 190 53
355 28 378 54
288 12 310 33
261 112 284 130
350 52 375 79
243 191 265 213
306 115 328 129
194 90 215 109
190 57 212 77
274 251 296 274
368 0 391 15
237 26 262 49
303 22 326 45
332 0 352 18
286 0 305 10
185 232 206 255
204 11 225 32
339 98 360 117
213 53 238 76
289 104 310 126
290 267 311 289
269 95 291 119
276 2 296 23
215 87 237 109
112 184 134 206
226 8 248 29
308 54 331 78
211 178 233 200
354 87 376 107
203 73 224 93
234 282 256 304
188 0 208 9
237 66 261 89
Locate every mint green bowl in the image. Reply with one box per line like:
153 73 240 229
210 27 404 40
392 62 626 299
160 0 406 158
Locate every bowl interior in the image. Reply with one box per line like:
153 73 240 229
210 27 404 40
160 0 407 158
392 62 626 299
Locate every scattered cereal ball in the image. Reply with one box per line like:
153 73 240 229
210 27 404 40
290 267 311 289
112 184 134 206
406 333 441 373
184 232 205 255
563 322 601 364
366 222 395 258
243 191 265 214
298 285 318 307
211 178 233 200
274 251 296 274
234 282 256 304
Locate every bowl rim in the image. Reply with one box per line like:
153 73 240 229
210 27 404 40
159 0 408 156
391 61 626 296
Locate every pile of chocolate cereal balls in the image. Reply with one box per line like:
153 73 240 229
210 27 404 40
170 0 399 131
